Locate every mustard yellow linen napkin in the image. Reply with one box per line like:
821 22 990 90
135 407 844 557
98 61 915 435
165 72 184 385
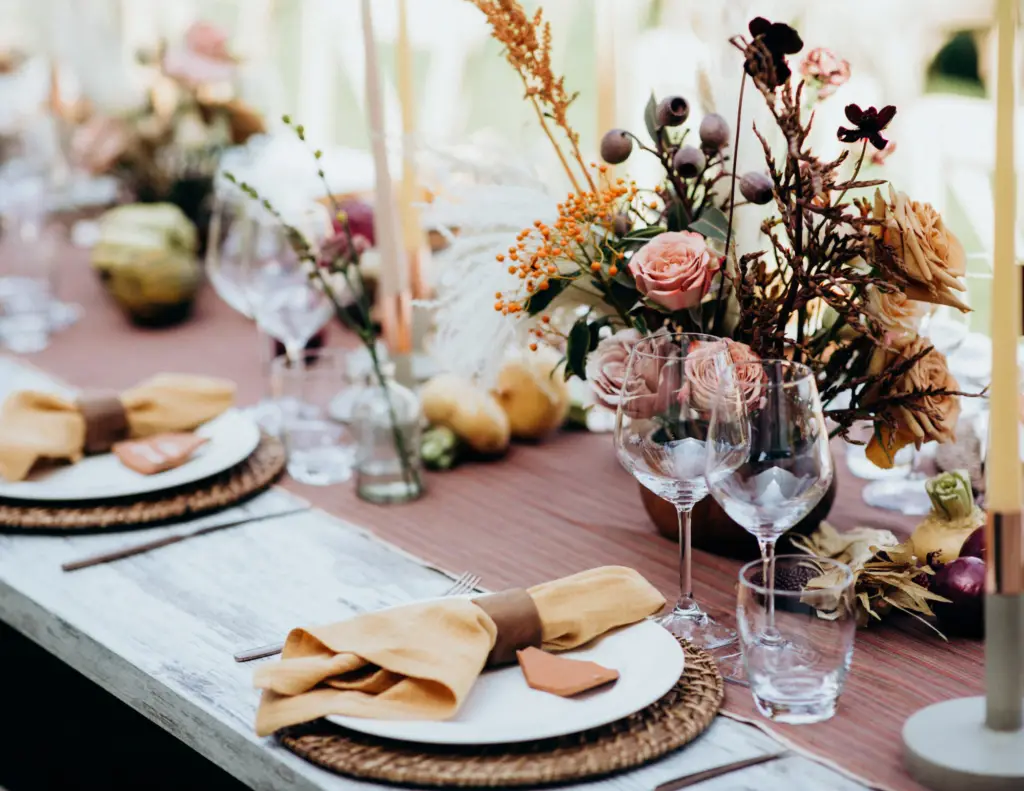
0 373 236 481
253 566 666 736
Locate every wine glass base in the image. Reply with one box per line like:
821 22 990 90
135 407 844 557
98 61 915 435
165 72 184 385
862 477 932 516
657 608 737 651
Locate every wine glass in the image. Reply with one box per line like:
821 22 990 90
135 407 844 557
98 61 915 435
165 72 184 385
205 189 284 430
613 332 737 649
246 204 334 366
706 359 833 654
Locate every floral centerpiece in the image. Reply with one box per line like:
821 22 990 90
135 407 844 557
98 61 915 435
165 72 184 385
464 2 970 470
71 21 264 244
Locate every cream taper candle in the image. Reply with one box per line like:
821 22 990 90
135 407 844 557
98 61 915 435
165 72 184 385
987 0 1022 516
361 0 407 299
595 0 616 144
396 0 420 255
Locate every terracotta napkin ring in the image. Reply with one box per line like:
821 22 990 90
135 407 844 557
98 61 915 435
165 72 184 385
472 589 543 667
76 391 129 455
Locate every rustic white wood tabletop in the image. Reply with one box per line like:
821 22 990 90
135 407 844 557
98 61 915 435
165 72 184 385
0 357 869 791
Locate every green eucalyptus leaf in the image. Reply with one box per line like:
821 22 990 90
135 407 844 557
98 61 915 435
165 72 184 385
623 225 667 242
587 315 613 350
644 93 659 143
566 317 591 380
525 277 570 315
666 200 689 232
689 205 730 243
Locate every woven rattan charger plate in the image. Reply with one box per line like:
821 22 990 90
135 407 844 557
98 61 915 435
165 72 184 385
0 435 285 532
279 640 723 787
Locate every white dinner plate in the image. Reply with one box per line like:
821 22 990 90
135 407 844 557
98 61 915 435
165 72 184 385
0 409 260 502
327 616 684 746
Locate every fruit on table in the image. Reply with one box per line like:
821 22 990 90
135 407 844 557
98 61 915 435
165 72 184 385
91 203 201 326
421 373 510 456
493 346 571 440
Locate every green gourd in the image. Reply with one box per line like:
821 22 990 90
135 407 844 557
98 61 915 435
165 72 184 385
91 203 201 326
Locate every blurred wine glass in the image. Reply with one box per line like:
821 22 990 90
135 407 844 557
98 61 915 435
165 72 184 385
246 203 334 366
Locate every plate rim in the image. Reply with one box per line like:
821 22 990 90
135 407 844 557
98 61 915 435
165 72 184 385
325 616 684 746
0 409 261 503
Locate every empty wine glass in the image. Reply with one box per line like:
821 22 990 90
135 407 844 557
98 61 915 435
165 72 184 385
706 359 833 657
205 189 281 431
613 332 737 649
247 203 334 366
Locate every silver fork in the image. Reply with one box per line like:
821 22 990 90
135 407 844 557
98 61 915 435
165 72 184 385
232 571 482 663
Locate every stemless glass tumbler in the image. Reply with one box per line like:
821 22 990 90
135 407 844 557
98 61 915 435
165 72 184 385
271 349 355 486
613 332 737 650
737 555 856 723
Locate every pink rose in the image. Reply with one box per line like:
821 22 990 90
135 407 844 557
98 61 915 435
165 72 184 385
586 327 680 420
585 328 642 410
71 116 131 174
800 47 851 100
185 21 232 61
681 338 762 413
163 21 236 86
627 231 720 312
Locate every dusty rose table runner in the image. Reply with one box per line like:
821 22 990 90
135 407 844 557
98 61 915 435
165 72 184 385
21 250 983 791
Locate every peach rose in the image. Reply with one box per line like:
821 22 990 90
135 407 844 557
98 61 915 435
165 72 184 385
628 231 720 312
865 335 960 468
873 186 968 312
865 286 925 339
681 338 762 412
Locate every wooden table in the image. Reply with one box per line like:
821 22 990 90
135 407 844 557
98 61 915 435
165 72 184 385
0 250 982 790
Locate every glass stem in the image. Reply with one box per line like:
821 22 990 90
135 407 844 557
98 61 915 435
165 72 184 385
285 342 303 367
256 328 274 402
675 505 696 613
759 536 779 637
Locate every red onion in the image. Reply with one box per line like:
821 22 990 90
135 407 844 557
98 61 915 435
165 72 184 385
959 527 985 560
931 556 985 638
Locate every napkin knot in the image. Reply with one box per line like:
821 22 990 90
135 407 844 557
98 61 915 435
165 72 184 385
472 589 542 667
76 391 129 454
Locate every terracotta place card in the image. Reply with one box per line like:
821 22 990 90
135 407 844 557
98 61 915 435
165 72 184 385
113 433 208 475
516 646 619 697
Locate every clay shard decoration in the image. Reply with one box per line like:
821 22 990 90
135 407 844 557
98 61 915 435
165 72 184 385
516 646 619 697
113 433 208 475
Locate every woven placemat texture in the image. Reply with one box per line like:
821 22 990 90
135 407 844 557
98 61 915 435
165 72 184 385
278 640 723 788
0 435 285 532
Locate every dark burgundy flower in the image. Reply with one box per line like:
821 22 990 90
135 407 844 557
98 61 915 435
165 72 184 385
746 17 803 88
837 104 897 150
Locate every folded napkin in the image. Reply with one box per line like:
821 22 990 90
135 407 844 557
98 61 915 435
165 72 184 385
254 566 665 736
0 373 236 481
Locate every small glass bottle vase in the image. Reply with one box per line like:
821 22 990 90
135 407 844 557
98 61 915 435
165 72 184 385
351 371 425 504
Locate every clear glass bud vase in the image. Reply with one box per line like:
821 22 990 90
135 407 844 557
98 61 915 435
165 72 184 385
351 369 424 504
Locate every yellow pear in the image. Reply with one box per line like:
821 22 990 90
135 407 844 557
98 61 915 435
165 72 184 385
493 347 570 440
421 374 510 455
